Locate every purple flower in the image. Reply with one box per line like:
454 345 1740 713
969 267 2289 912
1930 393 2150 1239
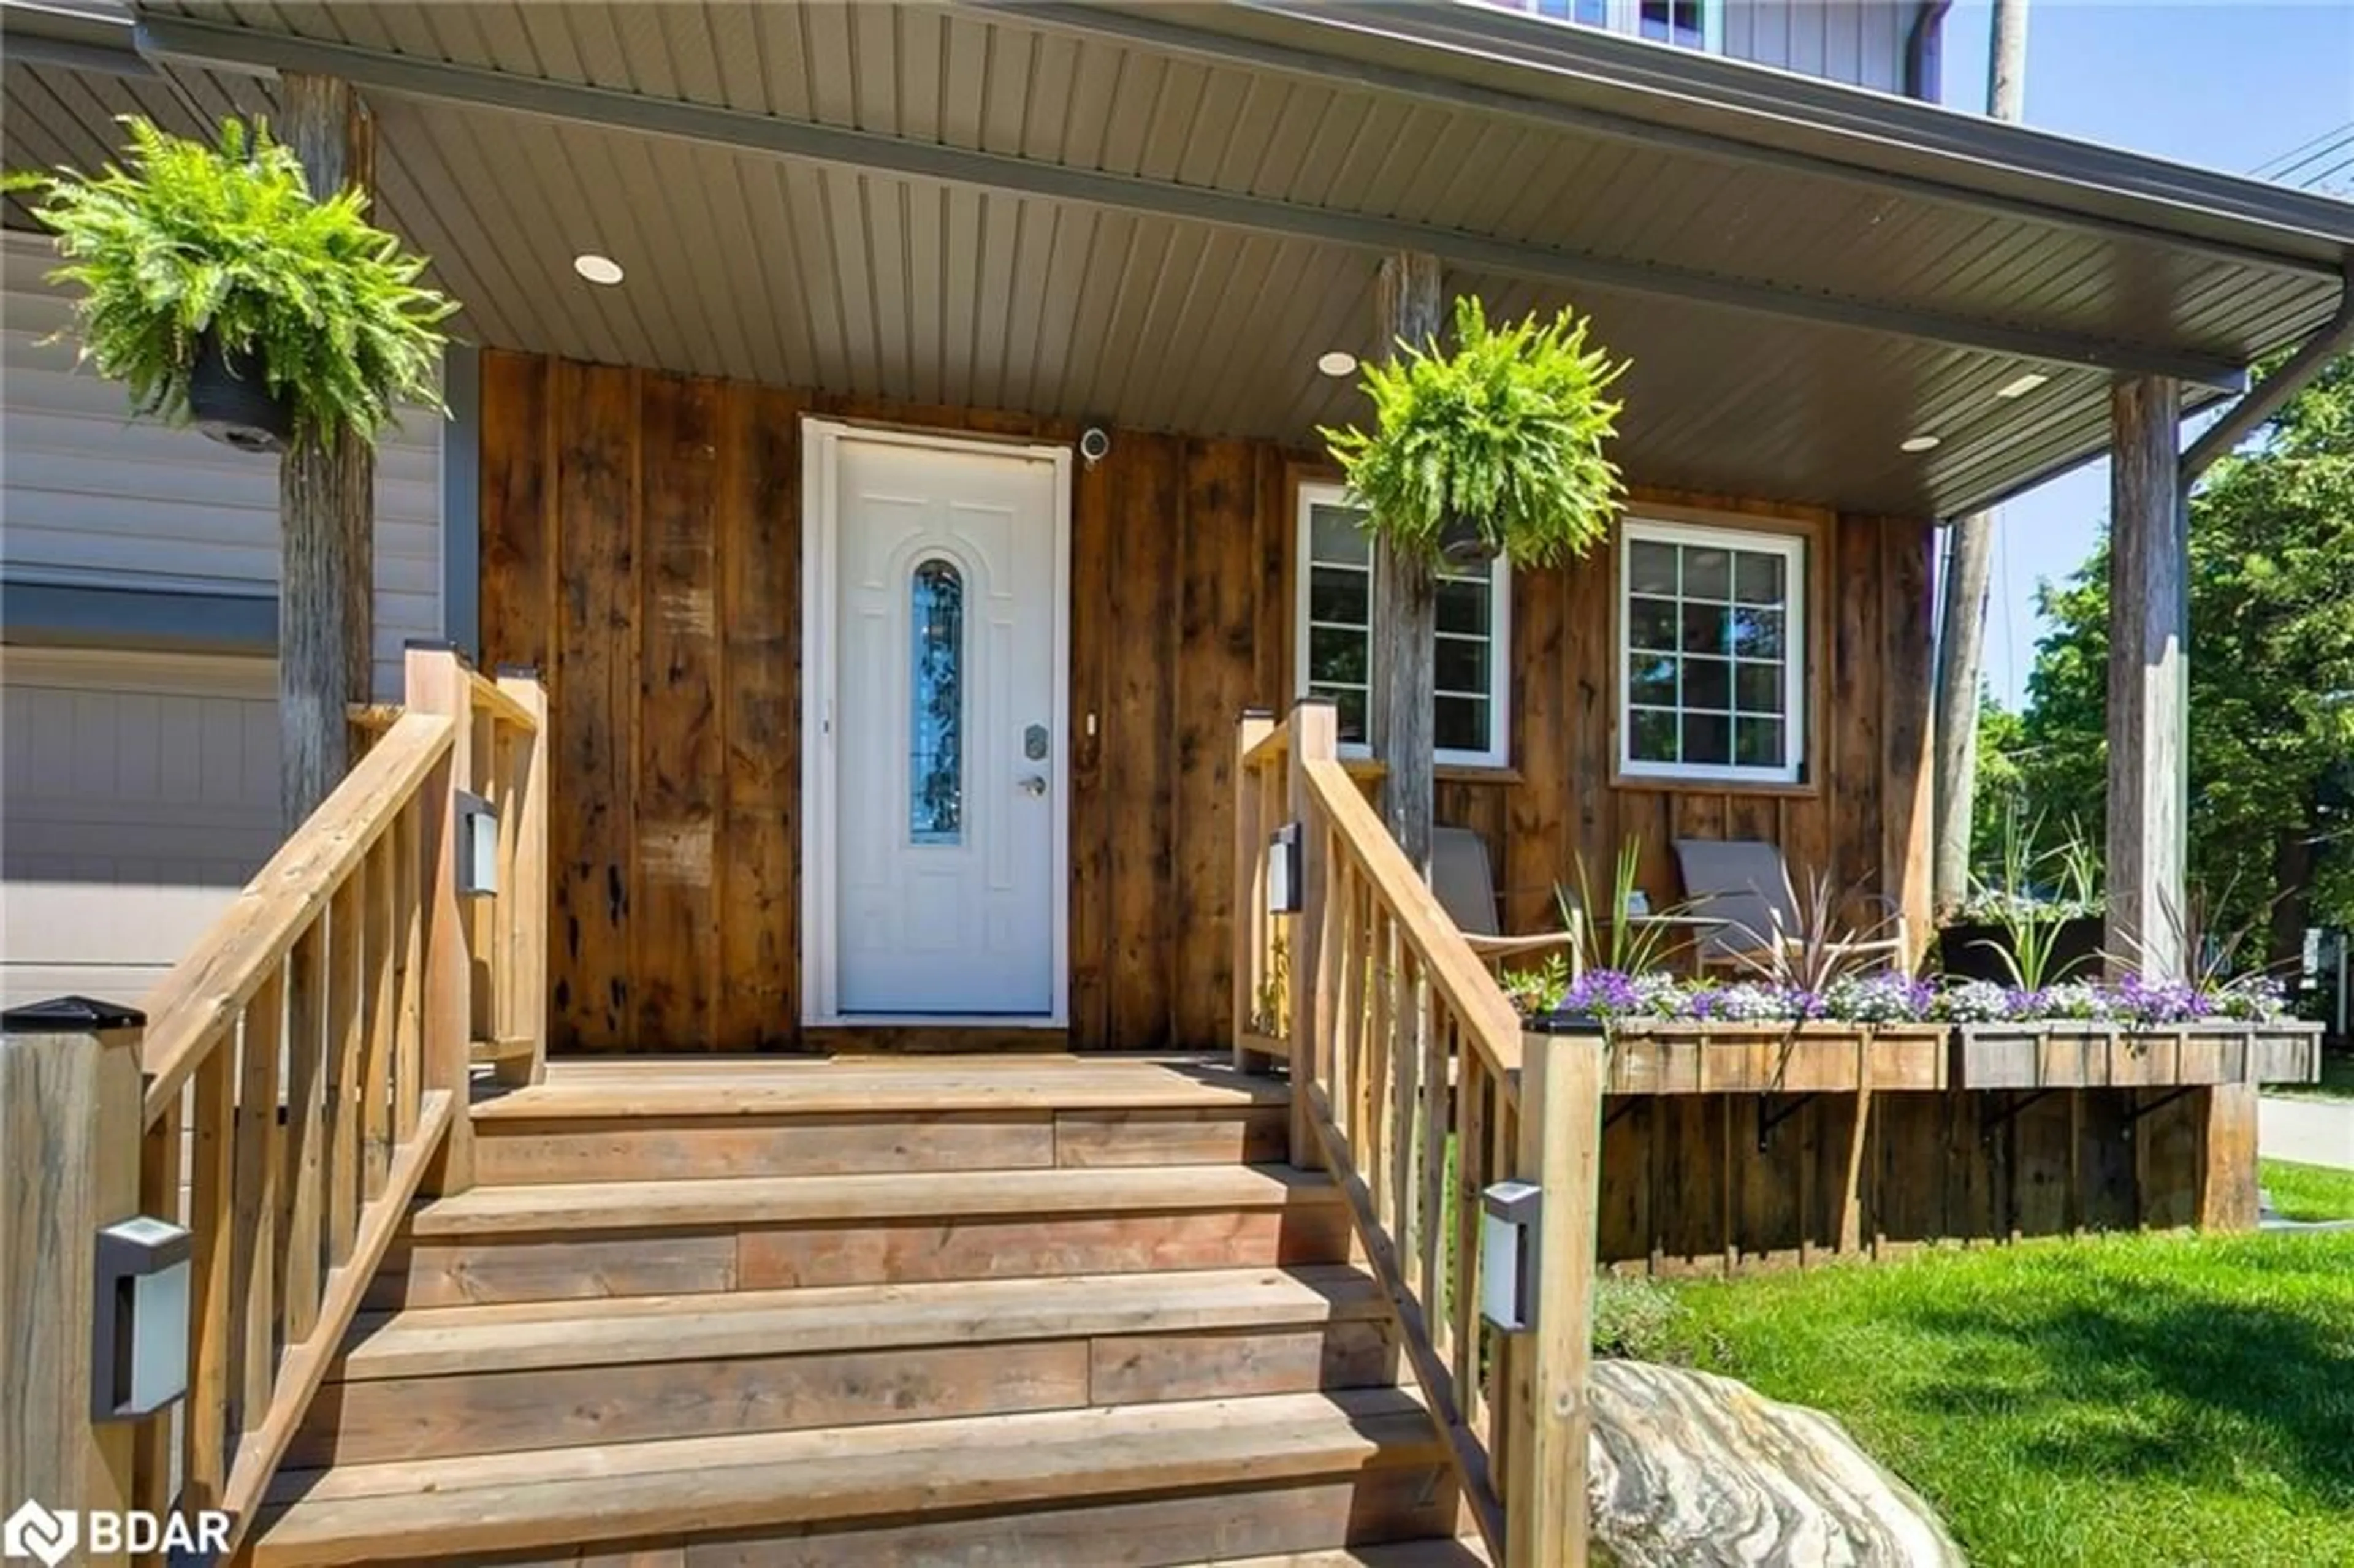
1558 967 1645 1019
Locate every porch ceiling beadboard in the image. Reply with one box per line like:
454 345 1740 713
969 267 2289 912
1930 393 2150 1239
87 0 2354 520
476 348 1930 1054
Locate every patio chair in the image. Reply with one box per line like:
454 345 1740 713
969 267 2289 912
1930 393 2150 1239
1669 838 1911 975
1431 825 1583 972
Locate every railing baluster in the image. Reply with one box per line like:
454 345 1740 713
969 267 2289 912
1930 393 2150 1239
184 1038 235 1510
394 794 424 1145
231 971 284 1444
282 924 329 1347
326 872 364 1265
1418 971 1449 1364
497 668 551 1086
1231 710 1275 1070
362 825 398 1197
132 1089 184 1551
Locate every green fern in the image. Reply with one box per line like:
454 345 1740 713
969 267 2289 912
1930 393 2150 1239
1319 295 1629 566
11 115 454 444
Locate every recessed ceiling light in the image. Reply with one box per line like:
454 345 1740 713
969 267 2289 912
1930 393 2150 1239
1899 434 1941 454
573 253 625 286
1316 350 1358 378
1995 371 2051 399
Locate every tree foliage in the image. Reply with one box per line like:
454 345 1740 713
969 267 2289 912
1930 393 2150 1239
2004 352 2354 949
12 115 453 444
1320 295 1628 566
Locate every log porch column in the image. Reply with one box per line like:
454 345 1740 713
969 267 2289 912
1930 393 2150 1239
278 74 376 828
1371 251 1444 875
2103 374 2187 978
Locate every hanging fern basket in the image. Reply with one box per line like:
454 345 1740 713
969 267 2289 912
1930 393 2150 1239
188 331 293 454
1436 514 1494 568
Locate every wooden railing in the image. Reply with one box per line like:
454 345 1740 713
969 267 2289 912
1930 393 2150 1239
1 645 547 1559
1235 700 1603 1567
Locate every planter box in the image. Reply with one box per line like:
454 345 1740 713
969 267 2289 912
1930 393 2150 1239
1951 1020 2325 1089
1936 917 2104 984
1593 1020 1949 1095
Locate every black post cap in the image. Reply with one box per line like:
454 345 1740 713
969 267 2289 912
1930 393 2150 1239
1522 1011 1610 1037
2 995 147 1033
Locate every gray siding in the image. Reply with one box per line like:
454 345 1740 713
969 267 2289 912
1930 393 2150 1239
0 647 281 1009
1721 1 1919 94
2 234 444 696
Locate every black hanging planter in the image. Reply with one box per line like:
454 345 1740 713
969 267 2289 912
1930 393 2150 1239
1436 513 1496 569
187 332 293 454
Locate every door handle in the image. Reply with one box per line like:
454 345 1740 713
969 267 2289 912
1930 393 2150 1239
1018 775 1048 797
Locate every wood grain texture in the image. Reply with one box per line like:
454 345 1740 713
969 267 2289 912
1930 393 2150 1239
478 353 1937 1052
0 1022 141 1536
1594 1086 2222 1274
2104 375 2187 979
275 73 372 828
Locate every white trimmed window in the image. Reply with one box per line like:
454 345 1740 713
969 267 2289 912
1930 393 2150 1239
1297 482 1512 769
1510 1 1722 52
1619 519 1805 785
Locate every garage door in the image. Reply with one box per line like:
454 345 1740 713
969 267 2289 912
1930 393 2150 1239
2 647 281 1010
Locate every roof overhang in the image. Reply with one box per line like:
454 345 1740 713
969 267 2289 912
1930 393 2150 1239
8 1 2352 519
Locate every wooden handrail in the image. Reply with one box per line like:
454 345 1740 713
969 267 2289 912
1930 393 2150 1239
139 711 454 1123
16 646 559 1558
467 666 538 733
1300 756 1524 1084
1233 702 1598 1567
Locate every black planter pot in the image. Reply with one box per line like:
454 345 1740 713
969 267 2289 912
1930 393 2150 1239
1937 916 2106 985
1436 513 1496 569
188 332 292 454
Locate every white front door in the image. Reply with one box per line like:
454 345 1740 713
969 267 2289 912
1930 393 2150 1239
804 423 1068 1021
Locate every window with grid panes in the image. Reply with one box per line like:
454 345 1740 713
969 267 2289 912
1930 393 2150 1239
1619 519 1805 784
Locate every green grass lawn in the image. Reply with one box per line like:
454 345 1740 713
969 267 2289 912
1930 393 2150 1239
1625 1232 2354 1568
2262 1158 2354 1222
2267 1050 2354 1103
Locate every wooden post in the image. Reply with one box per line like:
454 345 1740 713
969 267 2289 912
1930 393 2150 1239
1504 1019 1605 1567
495 667 550 1086
2104 375 2187 978
1233 707 1278 1073
406 644 474 1193
2196 1084 2261 1230
278 74 377 829
1287 699 1339 1168
1 997 145 1563
1371 251 1444 878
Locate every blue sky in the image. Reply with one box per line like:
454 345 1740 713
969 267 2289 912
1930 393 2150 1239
1933 2 2354 706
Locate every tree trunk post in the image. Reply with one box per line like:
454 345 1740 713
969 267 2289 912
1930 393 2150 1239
1929 0 2028 913
278 74 376 829
1371 251 1444 877
2104 375 2187 978
1931 517 1994 913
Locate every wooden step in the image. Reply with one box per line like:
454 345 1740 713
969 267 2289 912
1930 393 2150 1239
370 1165 1355 1307
251 1388 1457 1567
409 1163 1337 1236
471 1104 1288 1184
1218 1544 1493 1567
470 1057 1290 1184
295 1266 1396 1466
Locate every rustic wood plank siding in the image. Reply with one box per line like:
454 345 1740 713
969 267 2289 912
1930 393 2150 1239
479 351 1934 1051
1597 1086 2230 1276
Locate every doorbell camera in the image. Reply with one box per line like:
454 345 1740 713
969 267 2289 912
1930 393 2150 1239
1078 426 1113 467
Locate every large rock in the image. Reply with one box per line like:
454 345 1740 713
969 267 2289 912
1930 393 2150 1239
1587 1360 1967 1567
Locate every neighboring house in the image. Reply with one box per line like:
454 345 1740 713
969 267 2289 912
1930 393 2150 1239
0 229 452 1004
